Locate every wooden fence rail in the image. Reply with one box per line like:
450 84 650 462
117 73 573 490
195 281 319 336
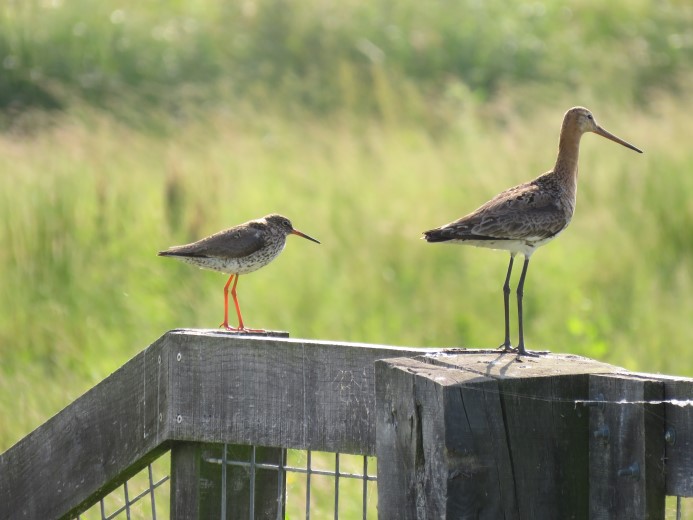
0 330 691 519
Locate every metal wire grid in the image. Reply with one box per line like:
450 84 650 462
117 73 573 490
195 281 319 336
203 445 378 519
66 445 690 519
74 457 170 520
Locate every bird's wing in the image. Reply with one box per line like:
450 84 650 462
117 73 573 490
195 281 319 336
466 205 567 240
161 225 267 259
427 180 568 241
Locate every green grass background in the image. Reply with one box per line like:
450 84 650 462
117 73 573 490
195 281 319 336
1 0 692 517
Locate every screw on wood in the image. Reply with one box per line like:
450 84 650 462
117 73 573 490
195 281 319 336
664 427 676 446
617 462 640 480
177 353 182 361
592 426 610 441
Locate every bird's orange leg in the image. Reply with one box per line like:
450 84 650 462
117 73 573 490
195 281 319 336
220 274 240 330
224 274 265 333
230 274 245 329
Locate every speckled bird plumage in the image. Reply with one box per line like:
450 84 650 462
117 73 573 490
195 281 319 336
159 213 320 332
423 107 642 354
159 214 304 275
426 170 576 256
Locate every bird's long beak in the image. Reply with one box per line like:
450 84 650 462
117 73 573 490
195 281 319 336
594 125 643 153
291 229 321 244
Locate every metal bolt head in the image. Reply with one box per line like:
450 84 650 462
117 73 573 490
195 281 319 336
617 462 640 480
593 426 610 441
665 427 676 446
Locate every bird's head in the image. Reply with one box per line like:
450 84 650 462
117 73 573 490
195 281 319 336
563 107 642 153
264 214 321 244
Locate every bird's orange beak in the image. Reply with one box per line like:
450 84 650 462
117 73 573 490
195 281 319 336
291 229 321 244
593 125 643 153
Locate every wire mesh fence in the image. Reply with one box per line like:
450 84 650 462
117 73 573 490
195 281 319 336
201 445 378 519
75 454 170 520
69 444 693 520
72 446 378 520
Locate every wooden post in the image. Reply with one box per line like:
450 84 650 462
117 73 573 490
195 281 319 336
375 357 516 518
170 443 203 520
662 377 693 497
588 374 665 519
170 442 285 520
376 351 624 519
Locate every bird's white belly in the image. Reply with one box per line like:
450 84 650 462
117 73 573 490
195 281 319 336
449 233 561 257
179 242 286 275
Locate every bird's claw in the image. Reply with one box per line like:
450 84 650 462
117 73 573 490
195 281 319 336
220 323 267 334
515 348 550 359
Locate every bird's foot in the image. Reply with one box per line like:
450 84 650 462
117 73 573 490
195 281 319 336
219 323 267 334
514 346 549 359
497 342 516 353
238 327 267 334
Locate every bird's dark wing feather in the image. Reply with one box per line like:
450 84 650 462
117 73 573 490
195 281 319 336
158 224 267 259
424 178 569 242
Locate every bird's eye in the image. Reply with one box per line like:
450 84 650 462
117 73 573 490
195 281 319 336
587 114 593 120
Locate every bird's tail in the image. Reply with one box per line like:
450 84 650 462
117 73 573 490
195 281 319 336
421 229 453 243
157 250 207 258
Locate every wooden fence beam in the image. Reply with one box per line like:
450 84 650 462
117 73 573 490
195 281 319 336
0 336 171 520
0 330 427 520
165 330 426 455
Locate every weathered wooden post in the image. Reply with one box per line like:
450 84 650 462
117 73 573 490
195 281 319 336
375 356 517 518
663 378 693 497
170 442 285 519
588 374 665 518
375 350 691 519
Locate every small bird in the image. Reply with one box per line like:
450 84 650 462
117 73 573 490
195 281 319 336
423 107 642 355
159 214 320 332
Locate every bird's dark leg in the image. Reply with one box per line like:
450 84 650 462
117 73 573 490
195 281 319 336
499 254 515 351
516 256 531 355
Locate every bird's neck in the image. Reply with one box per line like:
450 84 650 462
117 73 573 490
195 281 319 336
553 128 582 188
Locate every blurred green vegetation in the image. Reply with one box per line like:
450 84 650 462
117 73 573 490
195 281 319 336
1 1 692 516
0 0 692 118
